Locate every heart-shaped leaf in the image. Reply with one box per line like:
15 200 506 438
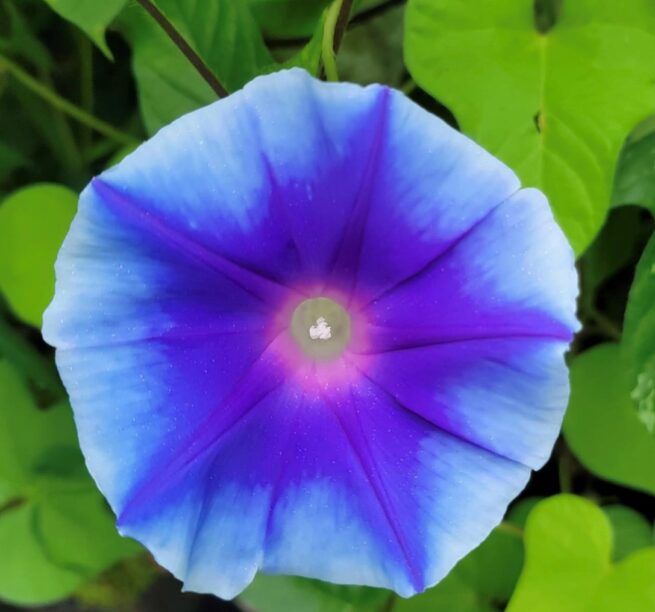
507 495 655 612
405 0 655 254
564 344 655 495
42 0 127 58
0 360 139 606
0 184 76 328
622 234 655 434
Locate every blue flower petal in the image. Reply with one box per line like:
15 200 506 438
363 187 579 468
44 69 578 600
351 88 522 298
263 377 530 596
97 69 390 286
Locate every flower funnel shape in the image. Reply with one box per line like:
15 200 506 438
43 69 579 599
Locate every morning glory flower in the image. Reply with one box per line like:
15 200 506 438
43 69 578 599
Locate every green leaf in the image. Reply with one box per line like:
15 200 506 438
587 549 655 612
0 78 80 177
118 5 214 136
242 504 532 612
240 574 389 612
405 0 655 254
453 498 535 604
613 129 655 215
0 361 76 492
0 360 139 606
622 233 655 434
579 206 653 311
0 183 76 328
0 1 52 70
395 572 494 612
337 3 405 87
261 0 403 80
603 505 654 562
42 0 127 58
0 140 30 187
0 502 86 605
248 0 331 39
74 555 160 610
278 9 327 76
119 0 272 134
248 0 385 39
507 494 655 612
564 344 655 495
396 498 537 611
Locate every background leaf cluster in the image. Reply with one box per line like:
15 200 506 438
0 0 654 610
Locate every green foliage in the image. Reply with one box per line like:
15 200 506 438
242 574 391 612
276 11 328 76
405 0 655 255
41 0 127 58
450 498 536 606
117 0 328 135
241 499 534 611
118 0 273 134
507 494 655 612
1 0 655 608
0 184 76 328
0 360 139 606
249 0 331 38
564 344 655 495
394 573 494 612
603 505 654 562
0 1 51 70
622 234 655 433
338 3 405 87
579 206 652 313
589 549 655 612
249 0 386 39
613 129 655 214
75 555 160 610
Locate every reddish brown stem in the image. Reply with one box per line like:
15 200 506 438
136 0 228 98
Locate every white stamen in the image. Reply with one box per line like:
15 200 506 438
309 316 332 341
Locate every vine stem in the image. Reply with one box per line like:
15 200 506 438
136 0 228 98
322 0 354 81
77 33 95 150
0 53 137 146
333 0 354 52
588 306 622 340
496 521 524 537
0 497 26 516
400 78 416 95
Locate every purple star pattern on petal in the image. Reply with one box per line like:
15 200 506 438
43 69 579 599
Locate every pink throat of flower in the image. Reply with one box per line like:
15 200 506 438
273 289 371 392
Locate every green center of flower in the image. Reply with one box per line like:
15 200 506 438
290 297 351 361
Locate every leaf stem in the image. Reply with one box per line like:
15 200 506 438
322 0 354 81
333 0 354 53
587 305 622 340
558 452 572 493
400 78 416 95
0 53 137 146
37 71 84 171
496 521 524 537
136 0 228 98
0 497 27 516
77 33 95 150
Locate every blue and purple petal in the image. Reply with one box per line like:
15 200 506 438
43 69 579 599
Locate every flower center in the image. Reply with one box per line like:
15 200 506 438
290 297 351 361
